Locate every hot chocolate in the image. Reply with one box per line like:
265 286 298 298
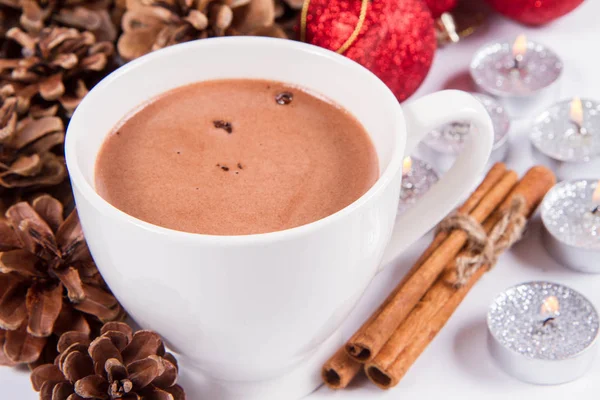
95 79 379 235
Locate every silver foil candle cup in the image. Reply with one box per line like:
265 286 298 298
423 93 510 172
530 98 600 177
398 157 439 214
541 180 600 273
487 282 599 385
470 35 562 118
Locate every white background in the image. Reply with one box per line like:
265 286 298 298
2 1 600 398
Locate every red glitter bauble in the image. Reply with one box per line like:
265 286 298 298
486 0 584 25
424 0 458 18
303 0 436 102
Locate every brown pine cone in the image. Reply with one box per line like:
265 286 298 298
118 0 285 61
0 26 114 117
0 195 124 366
31 322 186 400
0 0 122 42
0 83 66 191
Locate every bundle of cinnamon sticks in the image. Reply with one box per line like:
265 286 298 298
322 163 556 390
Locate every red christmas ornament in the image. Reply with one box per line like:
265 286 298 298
302 0 436 102
424 0 458 18
486 0 584 26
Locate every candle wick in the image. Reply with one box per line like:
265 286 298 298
592 206 599 215
513 55 523 70
542 317 555 327
570 120 587 136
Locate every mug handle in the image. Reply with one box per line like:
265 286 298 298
380 90 494 267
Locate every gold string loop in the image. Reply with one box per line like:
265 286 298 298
300 0 369 55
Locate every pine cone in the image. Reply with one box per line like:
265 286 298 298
0 26 114 117
0 0 122 42
118 0 285 61
0 195 124 366
31 322 186 400
0 83 66 191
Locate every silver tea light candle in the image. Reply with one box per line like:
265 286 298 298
487 282 599 385
398 157 439 214
531 98 600 170
470 35 562 118
541 180 600 273
423 93 510 172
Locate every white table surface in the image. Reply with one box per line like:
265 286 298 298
3 2 600 399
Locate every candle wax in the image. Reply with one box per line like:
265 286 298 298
488 282 598 360
531 99 600 162
541 180 600 250
470 40 562 97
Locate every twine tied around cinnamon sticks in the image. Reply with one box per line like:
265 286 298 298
437 195 527 287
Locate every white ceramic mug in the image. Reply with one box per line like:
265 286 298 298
66 37 493 400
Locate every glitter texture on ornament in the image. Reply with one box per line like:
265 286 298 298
303 0 436 101
485 0 584 26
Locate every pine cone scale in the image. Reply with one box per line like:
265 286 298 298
19 0 46 34
0 249 41 276
31 362 64 391
73 283 121 322
0 96 17 140
57 341 89 369
32 194 64 232
5 153 43 177
0 220 21 250
89 335 123 375
63 349 94 382
52 380 76 400
150 356 177 388
57 331 90 353
74 374 109 398
56 267 85 302
10 115 63 154
127 355 162 390
26 130 64 154
39 72 65 100
101 330 129 352
105 357 127 382
25 281 63 337
4 325 47 363
0 274 28 330
121 331 164 366
0 153 66 188
0 329 18 366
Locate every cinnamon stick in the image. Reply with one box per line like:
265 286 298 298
365 166 556 389
322 163 507 389
346 168 519 363
321 348 362 389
